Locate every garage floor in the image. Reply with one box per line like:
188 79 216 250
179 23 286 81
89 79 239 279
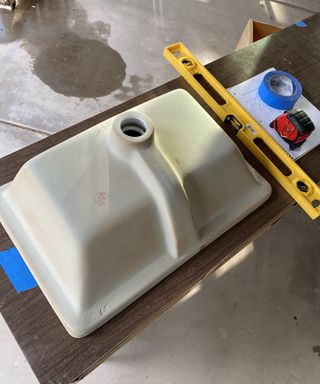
1 1 320 383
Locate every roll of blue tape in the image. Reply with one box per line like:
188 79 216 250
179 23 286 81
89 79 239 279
258 70 302 110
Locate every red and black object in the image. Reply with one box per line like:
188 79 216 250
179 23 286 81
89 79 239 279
270 109 315 151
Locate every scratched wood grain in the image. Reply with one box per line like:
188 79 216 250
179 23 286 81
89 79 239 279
0 14 320 384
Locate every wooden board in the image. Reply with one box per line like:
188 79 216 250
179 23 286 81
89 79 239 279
1 14 320 384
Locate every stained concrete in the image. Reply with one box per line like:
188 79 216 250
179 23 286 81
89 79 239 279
0 0 320 145
1 0 127 98
1 0 320 383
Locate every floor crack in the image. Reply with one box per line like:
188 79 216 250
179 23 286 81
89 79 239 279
0 119 51 136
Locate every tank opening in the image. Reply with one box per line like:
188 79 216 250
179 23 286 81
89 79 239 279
120 117 147 137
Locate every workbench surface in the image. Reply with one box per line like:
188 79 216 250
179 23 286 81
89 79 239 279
1 14 320 384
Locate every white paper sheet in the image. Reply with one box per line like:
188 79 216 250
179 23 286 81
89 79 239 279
228 68 320 160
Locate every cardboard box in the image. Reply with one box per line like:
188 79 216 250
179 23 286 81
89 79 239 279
236 19 282 50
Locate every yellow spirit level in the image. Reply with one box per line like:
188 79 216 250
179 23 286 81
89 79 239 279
163 42 320 220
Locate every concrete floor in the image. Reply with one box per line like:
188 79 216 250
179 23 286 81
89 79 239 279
0 0 320 383
0 0 320 157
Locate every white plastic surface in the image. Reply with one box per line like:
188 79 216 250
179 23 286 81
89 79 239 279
0 90 271 337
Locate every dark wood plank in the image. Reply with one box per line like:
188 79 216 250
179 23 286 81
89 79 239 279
1 14 320 384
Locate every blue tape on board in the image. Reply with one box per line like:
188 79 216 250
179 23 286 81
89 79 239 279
258 70 302 110
295 21 307 28
0 247 37 293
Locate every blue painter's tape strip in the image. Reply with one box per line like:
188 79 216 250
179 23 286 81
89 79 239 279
0 247 37 293
295 20 307 28
258 70 302 110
